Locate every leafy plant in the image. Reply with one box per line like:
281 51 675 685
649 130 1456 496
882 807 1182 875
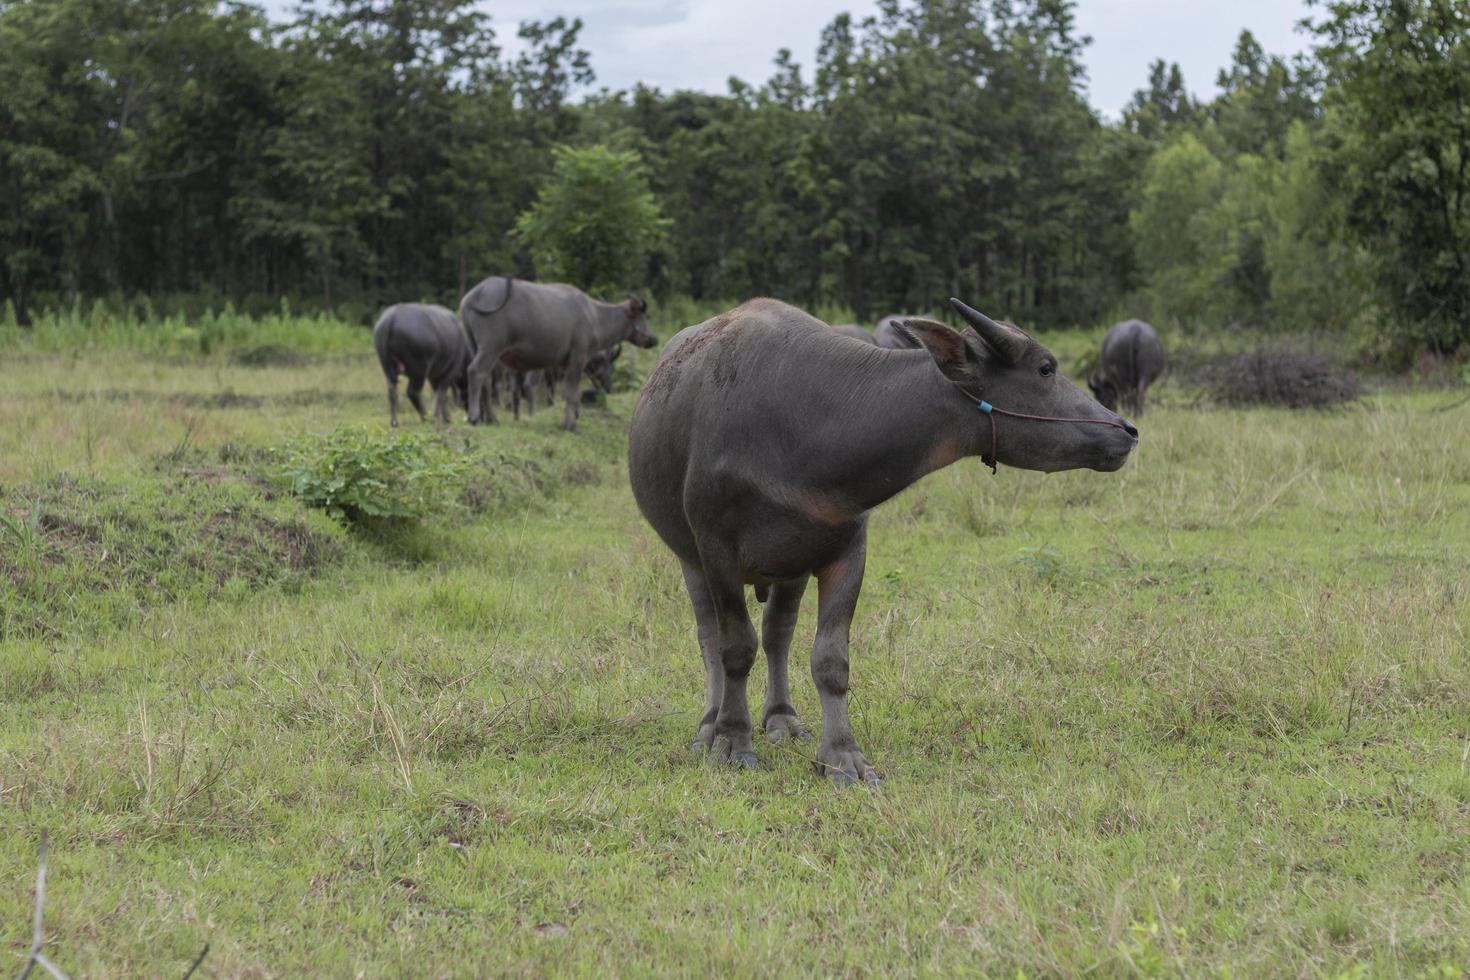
0 499 46 560
277 427 467 524
1016 546 1063 585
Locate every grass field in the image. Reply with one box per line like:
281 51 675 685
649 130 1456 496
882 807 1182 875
2 318 1469 976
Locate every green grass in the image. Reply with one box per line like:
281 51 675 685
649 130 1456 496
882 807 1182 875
2 327 1469 976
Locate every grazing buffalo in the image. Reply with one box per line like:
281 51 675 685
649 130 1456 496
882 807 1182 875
459 276 657 431
629 298 1137 785
1090 319 1165 416
372 303 470 427
830 323 878 344
874 314 921 349
585 343 622 395
490 364 546 421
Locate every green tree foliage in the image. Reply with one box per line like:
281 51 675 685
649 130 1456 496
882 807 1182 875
1264 121 1359 332
1313 0 1470 352
1208 31 1319 159
1131 135 1230 324
1123 60 1201 144
514 145 668 295
0 0 1465 357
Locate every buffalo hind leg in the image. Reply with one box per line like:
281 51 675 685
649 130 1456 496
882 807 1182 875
386 377 400 428
561 360 584 432
686 550 759 767
681 562 724 755
812 528 880 786
761 577 811 742
405 373 428 422
466 350 498 424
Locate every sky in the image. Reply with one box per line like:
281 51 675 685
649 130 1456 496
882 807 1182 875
269 0 1319 118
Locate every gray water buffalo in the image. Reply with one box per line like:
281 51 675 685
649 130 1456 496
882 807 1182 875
830 323 878 344
490 363 546 420
874 314 921 348
628 298 1137 785
459 276 657 431
372 303 470 427
1089 319 1165 416
585 343 622 395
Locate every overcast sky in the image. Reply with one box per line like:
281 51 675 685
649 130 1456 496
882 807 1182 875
271 1 1319 117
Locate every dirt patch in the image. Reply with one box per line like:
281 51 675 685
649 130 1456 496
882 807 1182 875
229 344 313 367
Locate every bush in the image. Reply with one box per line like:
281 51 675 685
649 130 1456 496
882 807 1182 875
1196 348 1362 408
278 427 467 524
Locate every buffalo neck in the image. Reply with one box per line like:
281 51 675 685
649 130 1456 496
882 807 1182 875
803 348 986 517
587 301 630 349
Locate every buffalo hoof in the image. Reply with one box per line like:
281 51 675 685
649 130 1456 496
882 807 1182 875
710 734 758 770
690 721 717 756
816 748 881 788
764 713 811 743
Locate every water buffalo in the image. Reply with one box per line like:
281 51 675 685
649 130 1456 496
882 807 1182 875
874 314 921 349
629 298 1138 785
1090 319 1165 416
372 303 470 427
585 343 622 395
490 363 545 421
830 323 878 344
459 276 658 431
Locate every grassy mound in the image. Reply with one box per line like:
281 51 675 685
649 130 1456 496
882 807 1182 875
0 473 344 640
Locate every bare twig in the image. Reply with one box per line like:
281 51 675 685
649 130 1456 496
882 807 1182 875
181 943 210 979
17 833 209 978
19 831 69 980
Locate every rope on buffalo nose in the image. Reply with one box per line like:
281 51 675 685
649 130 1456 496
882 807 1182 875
949 379 1136 475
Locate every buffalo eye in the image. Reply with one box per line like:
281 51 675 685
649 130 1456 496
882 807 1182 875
1039 361 1056 378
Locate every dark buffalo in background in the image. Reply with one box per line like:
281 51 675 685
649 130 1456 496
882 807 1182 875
1089 319 1165 416
372 303 470 426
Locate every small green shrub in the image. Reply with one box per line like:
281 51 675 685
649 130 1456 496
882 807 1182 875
1017 546 1063 585
278 427 467 524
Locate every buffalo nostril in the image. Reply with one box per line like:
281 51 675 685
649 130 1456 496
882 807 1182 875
1122 421 1139 439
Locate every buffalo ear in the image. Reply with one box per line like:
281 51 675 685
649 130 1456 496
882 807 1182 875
895 317 981 385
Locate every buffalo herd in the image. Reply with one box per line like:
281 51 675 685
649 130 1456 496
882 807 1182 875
373 276 655 431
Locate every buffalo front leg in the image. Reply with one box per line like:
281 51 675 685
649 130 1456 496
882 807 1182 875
433 385 449 424
561 360 583 432
811 528 880 786
761 577 811 742
405 374 428 422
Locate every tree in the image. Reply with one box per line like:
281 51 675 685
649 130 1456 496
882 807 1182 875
0 0 104 324
1313 0 1470 351
1209 31 1319 159
1263 121 1360 332
514 144 668 295
1130 134 1230 324
1123 60 1200 143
